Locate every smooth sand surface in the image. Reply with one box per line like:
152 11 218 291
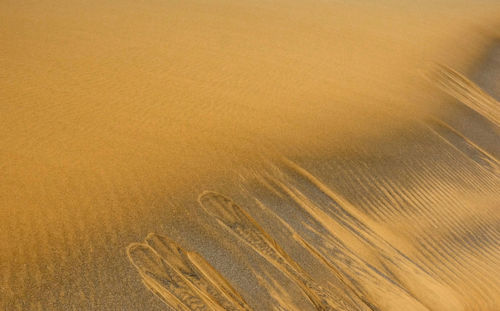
1 0 500 310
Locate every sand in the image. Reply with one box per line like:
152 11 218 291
1 0 499 310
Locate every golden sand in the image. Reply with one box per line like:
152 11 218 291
1 0 499 310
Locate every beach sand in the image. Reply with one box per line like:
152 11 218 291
1 0 499 310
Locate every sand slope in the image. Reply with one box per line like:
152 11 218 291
1 0 500 310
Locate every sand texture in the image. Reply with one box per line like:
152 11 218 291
1 0 500 310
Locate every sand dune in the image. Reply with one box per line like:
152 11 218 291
127 58 500 310
1 0 500 310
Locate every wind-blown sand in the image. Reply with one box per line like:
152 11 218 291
1 0 499 310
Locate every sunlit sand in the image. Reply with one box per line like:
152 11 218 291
1 0 499 310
